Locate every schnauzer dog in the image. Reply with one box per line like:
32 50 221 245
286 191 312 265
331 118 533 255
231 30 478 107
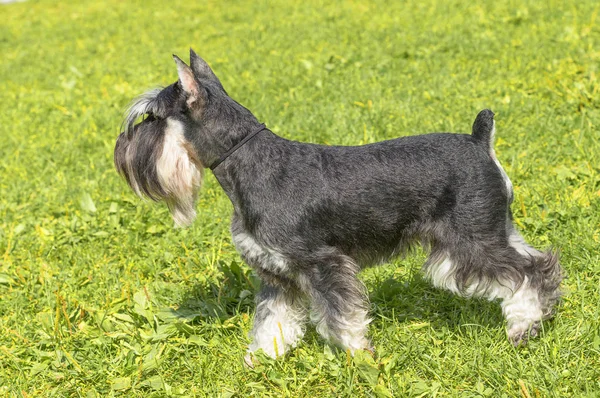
114 49 562 361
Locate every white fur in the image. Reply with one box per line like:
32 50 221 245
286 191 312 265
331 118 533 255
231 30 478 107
233 230 304 362
295 273 371 354
505 232 546 338
501 277 543 341
425 256 494 297
123 88 162 137
232 232 289 274
246 293 307 359
509 230 541 257
426 255 543 341
426 256 463 294
489 121 513 197
312 306 371 353
157 118 202 227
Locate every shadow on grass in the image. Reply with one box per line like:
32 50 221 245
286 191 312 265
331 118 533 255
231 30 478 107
172 260 505 337
170 260 260 322
368 274 505 331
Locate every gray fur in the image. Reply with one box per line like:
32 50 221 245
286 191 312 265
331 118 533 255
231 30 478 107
114 50 563 356
122 88 162 138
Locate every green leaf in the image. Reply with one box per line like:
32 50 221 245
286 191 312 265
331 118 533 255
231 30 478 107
146 224 165 234
374 384 393 398
173 321 195 336
354 351 379 386
0 273 15 285
141 347 162 372
554 165 577 181
79 192 97 213
108 202 119 213
14 223 26 235
187 335 208 346
593 334 600 350
140 375 171 393
133 290 148 308
111 377 131 391
266 369 286 388
29 362 49 377
148 324 176 342
112 313 135 324
323 345 336 361
382 353 400 376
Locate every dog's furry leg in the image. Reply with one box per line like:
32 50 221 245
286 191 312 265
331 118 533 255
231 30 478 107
505 230 562 344
246 284 308 361
300 254 371 354
425 234 562 346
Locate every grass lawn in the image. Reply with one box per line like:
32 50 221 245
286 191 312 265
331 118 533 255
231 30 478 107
1 0 599 396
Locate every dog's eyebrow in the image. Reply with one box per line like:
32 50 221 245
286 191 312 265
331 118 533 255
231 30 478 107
122 88 162 138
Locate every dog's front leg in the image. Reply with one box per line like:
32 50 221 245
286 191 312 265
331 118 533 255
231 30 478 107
301 255 372 354
246 284 308 362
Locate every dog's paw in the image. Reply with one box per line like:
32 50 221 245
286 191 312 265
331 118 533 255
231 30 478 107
244 353 256 368
507 320 540 346
528 322 540 338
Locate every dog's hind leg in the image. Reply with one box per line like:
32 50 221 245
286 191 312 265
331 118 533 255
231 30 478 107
299 254 371 354
505 228 562 343
424 235 562 346
246 283 308 360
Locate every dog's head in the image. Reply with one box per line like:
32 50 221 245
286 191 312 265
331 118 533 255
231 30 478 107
114 49 256 226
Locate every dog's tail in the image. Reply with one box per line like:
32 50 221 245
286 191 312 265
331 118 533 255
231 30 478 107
471 109 495 148
471 109 514 202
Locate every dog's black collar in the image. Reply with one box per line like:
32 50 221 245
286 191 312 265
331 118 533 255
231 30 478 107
210 124 267 171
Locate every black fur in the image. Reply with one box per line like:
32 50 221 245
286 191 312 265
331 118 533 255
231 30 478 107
471 108 495 145
115 117 167 200
115 50 563 357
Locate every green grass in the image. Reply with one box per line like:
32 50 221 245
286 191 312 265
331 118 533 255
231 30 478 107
1 0 599 396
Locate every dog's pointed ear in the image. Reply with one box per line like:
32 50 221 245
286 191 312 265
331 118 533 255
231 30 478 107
173 54 201 102
189 48 222 85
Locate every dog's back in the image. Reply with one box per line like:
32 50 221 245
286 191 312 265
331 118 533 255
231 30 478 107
225 111 506 264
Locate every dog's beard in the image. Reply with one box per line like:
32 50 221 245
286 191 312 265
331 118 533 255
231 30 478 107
115 117 203 227
158 118 203 227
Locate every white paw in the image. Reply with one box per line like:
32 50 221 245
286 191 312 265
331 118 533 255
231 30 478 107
507 320 540 346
